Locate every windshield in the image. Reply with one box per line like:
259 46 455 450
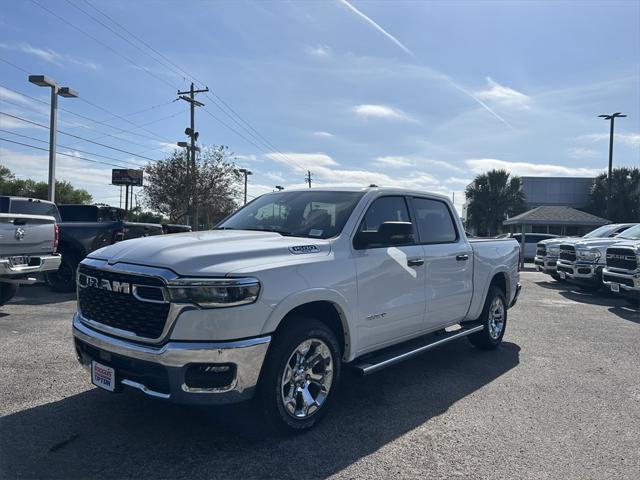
217 191 365 239
582 225 619 238
616 224 640 240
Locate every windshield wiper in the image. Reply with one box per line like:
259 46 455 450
215 227 300 237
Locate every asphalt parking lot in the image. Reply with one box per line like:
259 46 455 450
1 269 638 479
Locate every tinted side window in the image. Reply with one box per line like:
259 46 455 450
412 197 458 243
359 196 411 233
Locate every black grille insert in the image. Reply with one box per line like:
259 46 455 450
559 245 576 262
78 265 170 339
536 244 547 257
603 274 634 288
606 248 638 271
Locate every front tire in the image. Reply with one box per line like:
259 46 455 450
0 283 18 306
257 318 341 434
46 252 80 293
468 286 507 350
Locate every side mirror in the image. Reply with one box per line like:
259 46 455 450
354 221 414 249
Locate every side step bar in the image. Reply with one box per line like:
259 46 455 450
352 324 484 376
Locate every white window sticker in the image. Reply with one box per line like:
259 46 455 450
308 229 323 237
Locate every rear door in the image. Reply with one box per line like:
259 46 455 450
353 196 427 350
410 196 473 329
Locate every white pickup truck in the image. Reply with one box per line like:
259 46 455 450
0 196 61 305
72 187 521 432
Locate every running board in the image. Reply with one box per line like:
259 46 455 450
352 324 484 376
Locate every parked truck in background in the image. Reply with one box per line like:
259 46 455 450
46 204 164 292
72 187 521 433
556 223 640 291
0 196 61 305
602 228 640 306
535 223 637 280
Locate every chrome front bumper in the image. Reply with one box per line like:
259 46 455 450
72 313 271 405
602 268 640 293
556 261 600 281
534 256 558 273
0 253 61 281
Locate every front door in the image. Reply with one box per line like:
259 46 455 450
353 196 426 351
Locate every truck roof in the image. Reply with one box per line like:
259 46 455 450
261 186 452 201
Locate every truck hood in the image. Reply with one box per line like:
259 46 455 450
540 236 577 247
606 239 640 251
570 238 624 250
87 229 331 276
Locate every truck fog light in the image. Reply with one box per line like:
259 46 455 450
184 363 236 390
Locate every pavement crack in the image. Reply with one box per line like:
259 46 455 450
48 433 79 453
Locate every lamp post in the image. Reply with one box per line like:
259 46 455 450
598 112 626 219
237 168 252 204
275 185 284 191
28 75 78 203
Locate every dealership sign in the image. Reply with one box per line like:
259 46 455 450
112 169 143 186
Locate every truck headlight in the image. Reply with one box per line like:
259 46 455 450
577 249 601 262
167 278 260 308
547 246 560 256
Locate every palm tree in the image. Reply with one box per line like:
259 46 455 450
465 169 526 236
586 167 640 223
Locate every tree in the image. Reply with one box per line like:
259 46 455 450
465 169 526 236
142 146 241 227
0 164 93 204
586 167 640 223
127 206 167 224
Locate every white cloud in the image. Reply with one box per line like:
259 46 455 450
305 45 332 58
0 42 101 70
474 77 530 109
265 152 339 171
579 132 640 147
465 158 603 177
373 156 415 168
234 154 260 162
312 131 334 138
445 177 473 185
352 104 412 121
568 147 598 159
264 171 285 182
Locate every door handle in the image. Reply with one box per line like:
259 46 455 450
407 258 424 267
456 254 469 261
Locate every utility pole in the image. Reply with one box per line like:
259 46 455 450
237 168 253 204
178 82 209 230
305 170 313 188
598 112 626 220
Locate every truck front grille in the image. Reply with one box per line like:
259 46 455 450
606 248 638 271
77 265 170 340
559 245 576 262
536 244 547 257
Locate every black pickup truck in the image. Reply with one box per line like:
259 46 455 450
46 204 164 292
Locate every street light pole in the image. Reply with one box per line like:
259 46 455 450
237 168 252 204
598 112 626 219
28 75 78 203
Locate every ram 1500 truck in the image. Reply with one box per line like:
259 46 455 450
602 227 640 306
556 223 640 290
0 196 61 305
535 223 636 280
46 204 164 292
72 188 521 432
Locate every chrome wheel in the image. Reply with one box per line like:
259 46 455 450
488 296 505 340
281 338 334 419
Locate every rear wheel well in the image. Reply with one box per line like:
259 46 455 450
276 301 347 356
490 272 508 298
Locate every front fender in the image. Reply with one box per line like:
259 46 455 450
260 288 355 360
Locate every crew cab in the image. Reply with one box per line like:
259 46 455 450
72 188 521 432
602 226 640 305
0 196 61 305
556 223 640 290
535 224 636 280
46 204 164 292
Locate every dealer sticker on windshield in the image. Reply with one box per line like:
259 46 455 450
91 361 116 392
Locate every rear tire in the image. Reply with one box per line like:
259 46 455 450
257 317 341 434
468 286 507 350
0 283 18 306
46 252 81 293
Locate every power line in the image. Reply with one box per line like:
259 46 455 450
0 57 31 74
0 129 143 166
0 112 161 162
0 137 135 169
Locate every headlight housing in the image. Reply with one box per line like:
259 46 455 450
167 278 260 308
547 246 560 256
577 249 601 262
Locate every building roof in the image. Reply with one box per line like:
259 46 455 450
503 206 610 226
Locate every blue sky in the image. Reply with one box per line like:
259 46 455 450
1 0 638 213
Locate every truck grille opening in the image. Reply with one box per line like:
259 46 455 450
603 274 635 288
77 264 170 340
559 245 576 262
606 248 638 271
536 244 547 257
